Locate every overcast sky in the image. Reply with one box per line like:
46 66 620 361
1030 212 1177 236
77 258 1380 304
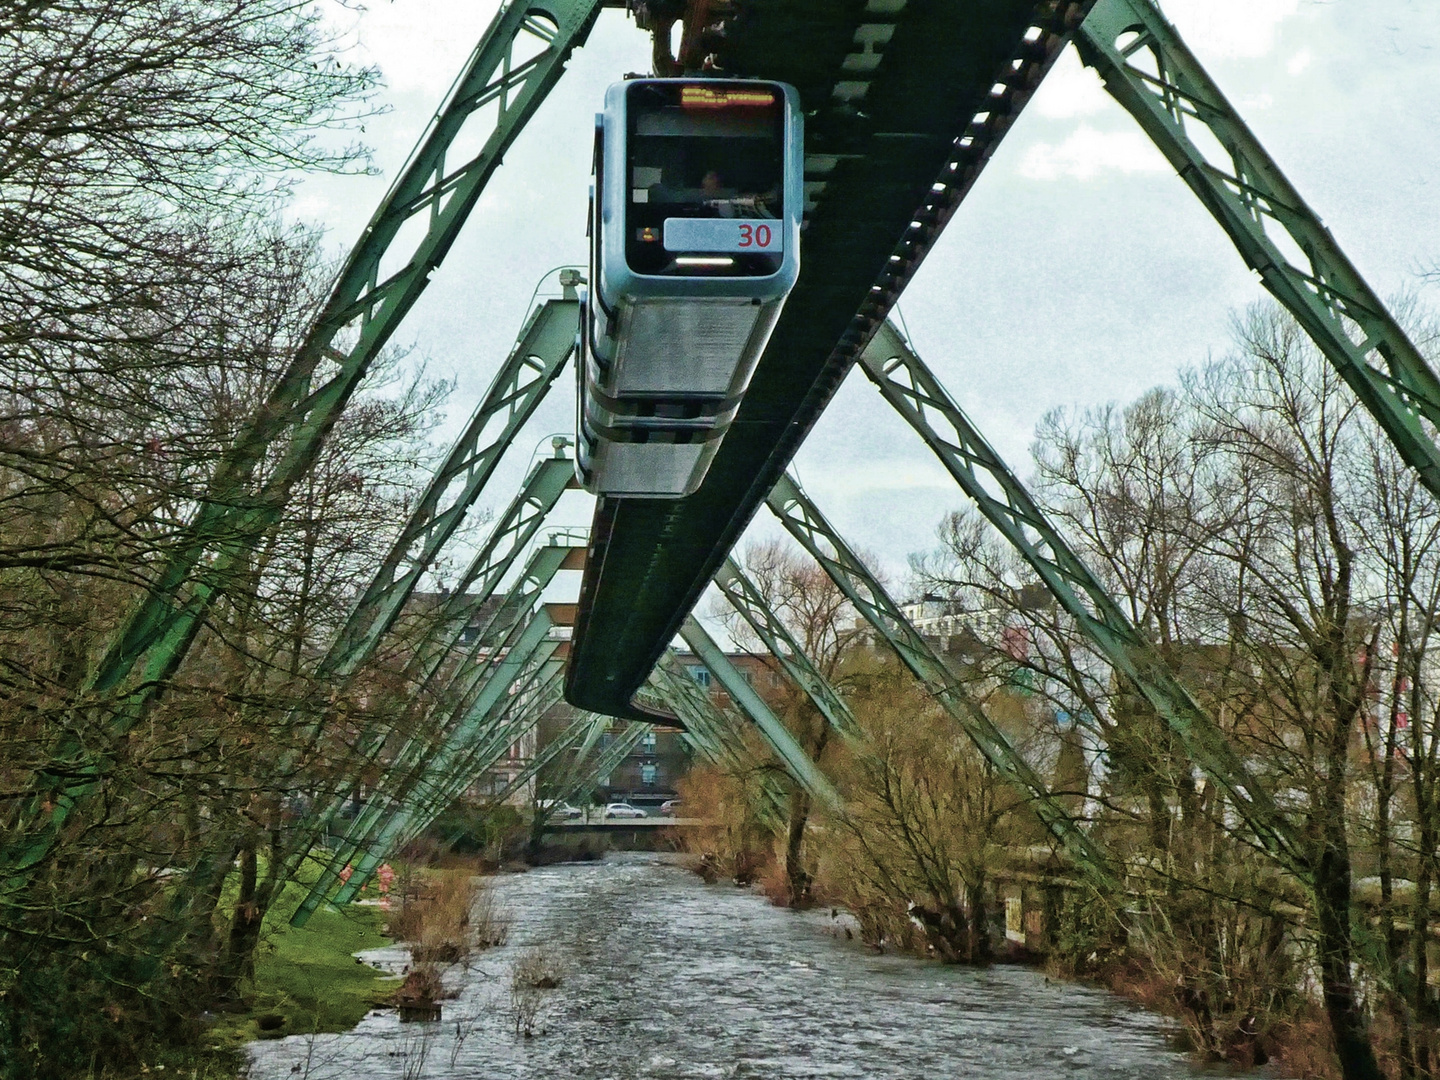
296 0 1440 619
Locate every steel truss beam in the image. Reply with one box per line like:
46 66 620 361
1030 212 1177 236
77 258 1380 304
765 472 1119 891
483 712 609 809
713 557 864 746
285 459 576 899
544 721 649 811
319 295 577 682
646 657 788 824
328 640 566 907
858 319 1304 878
679 616 843 813
7 0 603 877
407 452 576 696
297 599 565 921
1078 0 1440 497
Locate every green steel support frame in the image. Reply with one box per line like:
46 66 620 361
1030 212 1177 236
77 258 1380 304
765 472 1120 892
298 610 561 921
1078 0 1440 498
299 570 567 922
404 453 576 698
647 657 789 825
678 616 843 814
859 319 1305 878
328 644 567 907
482 712 609 809
319 294 577 683
546 722 650 812
6 0 604 877
285 461 576 899
713 557 864 746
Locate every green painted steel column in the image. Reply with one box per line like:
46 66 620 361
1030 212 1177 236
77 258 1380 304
294 614 558 922
679 616 843 814
5 0 603 879
1079 0 1440 498
323 645 565 911
550 722 649 811
287 467 575 886
713 556 864 745
858 318 1305 881
647 658 789 825
483 713 608 809
319 295 576 682
766 471 1120 893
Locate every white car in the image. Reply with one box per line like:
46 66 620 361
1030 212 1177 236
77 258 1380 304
603 802 647 819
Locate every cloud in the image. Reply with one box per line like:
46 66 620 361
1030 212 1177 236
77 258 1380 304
1158 0 1300 60
319 0 505 99
1018 125 1169 182
1286 48 1313 76
1031 48 1110 119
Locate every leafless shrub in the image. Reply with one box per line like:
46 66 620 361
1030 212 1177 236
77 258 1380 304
508 947 564 1037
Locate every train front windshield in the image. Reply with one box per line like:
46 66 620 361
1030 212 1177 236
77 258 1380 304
625 82 786 278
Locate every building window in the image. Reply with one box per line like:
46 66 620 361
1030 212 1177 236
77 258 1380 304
641 731 657 753
687 666 711 687
641 763 658 786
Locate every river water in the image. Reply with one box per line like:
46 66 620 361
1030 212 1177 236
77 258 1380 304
247 853 1255 1079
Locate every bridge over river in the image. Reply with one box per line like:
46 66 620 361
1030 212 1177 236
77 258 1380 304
246 855 1225 1080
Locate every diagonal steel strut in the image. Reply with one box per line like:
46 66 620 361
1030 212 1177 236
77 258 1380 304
765 471 1120 892
679 616 844 813
7 0 603 878
713 556 864 747
858 318 1305 880
1078 0 1440 498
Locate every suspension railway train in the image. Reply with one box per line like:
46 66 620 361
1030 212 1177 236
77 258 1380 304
576 78 803 498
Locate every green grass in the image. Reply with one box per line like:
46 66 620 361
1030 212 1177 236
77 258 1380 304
207 879 399 1049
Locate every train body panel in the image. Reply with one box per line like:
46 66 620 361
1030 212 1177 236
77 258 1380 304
577 78 802 499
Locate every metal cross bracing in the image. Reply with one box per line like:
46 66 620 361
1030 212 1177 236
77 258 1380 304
536 720 650 813
244 314 580 905
645 655 790 825
402 452 578 700
282 459 579 911
765 472 1121 893
678 615 844 814
3 0 607 881
1077 0 1440 499
317 293 578 684
297 560 575 923
567 0 1098 720
480 712 609 810
297 610 561 923
858 318 1308 880
712 556 864 747
324 636 567 909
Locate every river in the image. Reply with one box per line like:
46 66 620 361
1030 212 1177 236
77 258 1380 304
246 853 1259 1079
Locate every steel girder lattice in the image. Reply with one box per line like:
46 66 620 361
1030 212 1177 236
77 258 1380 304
331 639 567 906
765 472 1120 893
858 319 1311 880
712 556 864 747
320 294 578 683
299 549 576 921
1078 0 1440 498
646 656 791 828
286 461 577 917
678 616 844 813
5 0 603 878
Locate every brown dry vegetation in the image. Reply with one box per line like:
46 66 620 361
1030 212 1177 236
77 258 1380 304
679 302 1440 1080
